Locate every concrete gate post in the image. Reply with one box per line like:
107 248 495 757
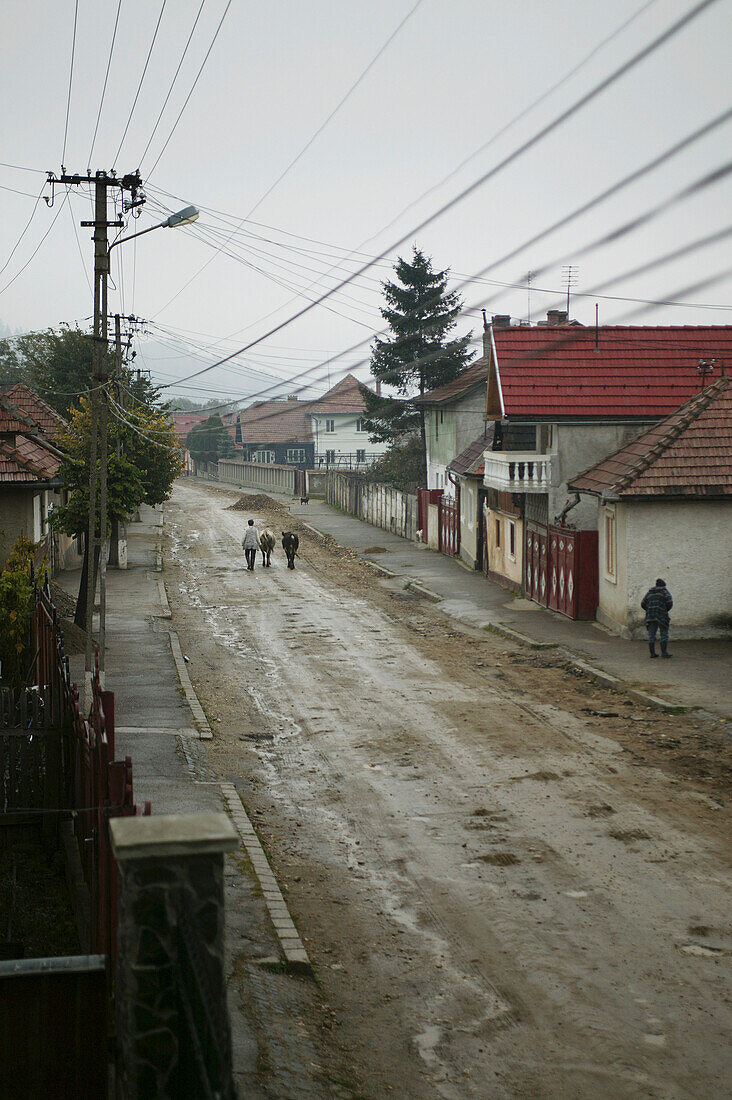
110 813 238 1100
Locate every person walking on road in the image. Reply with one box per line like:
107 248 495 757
641 578 673 659
242 518 260 571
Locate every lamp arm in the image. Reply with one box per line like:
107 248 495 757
108 221 163 259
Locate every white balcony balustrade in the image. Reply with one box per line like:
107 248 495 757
483 451 553 493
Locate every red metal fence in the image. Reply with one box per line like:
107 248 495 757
32 581 150 968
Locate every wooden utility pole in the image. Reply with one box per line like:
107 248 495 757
51 169 143 706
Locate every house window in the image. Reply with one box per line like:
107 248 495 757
286 448 306 463
465 492 474 526
508 519 516 561
325 419 335 433
356 449 366 463
325 449 335 464
495 517 501 548
604 507 617 581
254 450 274 464
355 419 365 432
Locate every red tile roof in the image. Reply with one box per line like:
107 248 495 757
569 376 732 498
238 398 313 445
412 359 487 406
310 374 370 416
171 412 210 443
3 384 68 440
492 325 732 419
448 431 493 477
0 434 62 483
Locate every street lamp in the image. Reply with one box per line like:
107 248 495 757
108 204 200 257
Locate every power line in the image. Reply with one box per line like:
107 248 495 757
0 161 47 175
0 184 46 279
145 0 233 176
61 0 79 167
150 0 721 362
87 0 124 169
247 0 425 221
0 191 69 297
148 0 424 316
0 183 43 199
137 0 207 169
112 0 168 170
360 0 662 249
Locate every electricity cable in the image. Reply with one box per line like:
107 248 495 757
112 0 168 170
137 0 207 169
144 0 233 176
87 0 124 169
0 184 46 279
0 190 70 297
61 0 79 167
148 0 424 314
150 0 722 360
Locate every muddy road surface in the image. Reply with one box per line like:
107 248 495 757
166 480 731 1099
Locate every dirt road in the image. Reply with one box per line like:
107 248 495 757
166 480 731 1099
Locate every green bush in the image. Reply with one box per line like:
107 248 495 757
0 536 36 688
363 435 425 493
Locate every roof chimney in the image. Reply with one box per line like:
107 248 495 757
546 309 568 325
492 314 511 329
287 394 298 402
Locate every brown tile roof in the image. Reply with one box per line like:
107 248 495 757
238 398 313 445
3 383 68 440
171 412 210 443
448 430 494 477
0 433 62 483
412 359 488 406
569 376 732 499
310 374 370 415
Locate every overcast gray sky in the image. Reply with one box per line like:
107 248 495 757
1 0 730 403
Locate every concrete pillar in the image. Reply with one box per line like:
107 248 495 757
109 813 238 1100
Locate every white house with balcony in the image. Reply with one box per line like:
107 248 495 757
480 319 732 600
309 374 388 469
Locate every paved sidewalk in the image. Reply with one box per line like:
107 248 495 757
57 505 316 1096
273 493 732 721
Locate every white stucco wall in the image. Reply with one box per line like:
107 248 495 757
458 478 480 567
551 422 651 528
597 499 732 639
311 413 388 462
425 391 487 492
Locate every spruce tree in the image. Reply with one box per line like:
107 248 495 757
360 247 473 484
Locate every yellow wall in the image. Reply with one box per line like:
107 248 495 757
484 504 523 588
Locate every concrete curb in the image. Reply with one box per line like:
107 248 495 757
558 651 691 713
220 783 312 975
168 631 213 738
485 621 558 650
404 579 441 603
155 576 172 619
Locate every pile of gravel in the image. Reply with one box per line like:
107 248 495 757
227 494 286 513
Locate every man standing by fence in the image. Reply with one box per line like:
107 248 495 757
242 519 260 571
641 577 673 659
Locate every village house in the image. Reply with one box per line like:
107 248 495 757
234 395 315 466
446 433 491 571
0 384 75 571
481 320 732 618
569 375 732 639
308 374 387 470
413 357 490 494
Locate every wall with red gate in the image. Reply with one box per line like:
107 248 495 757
417 488 443 543
438 490 460 557
525 523 598 620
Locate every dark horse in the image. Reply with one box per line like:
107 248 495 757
281 531 299 569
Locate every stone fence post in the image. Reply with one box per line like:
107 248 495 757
109 813 238 1100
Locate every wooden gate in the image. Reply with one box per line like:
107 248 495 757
525 521 548 605
526 524 598 620
547 528 598 620
294 468 306 499
417 488 443 544
438 490 460 557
